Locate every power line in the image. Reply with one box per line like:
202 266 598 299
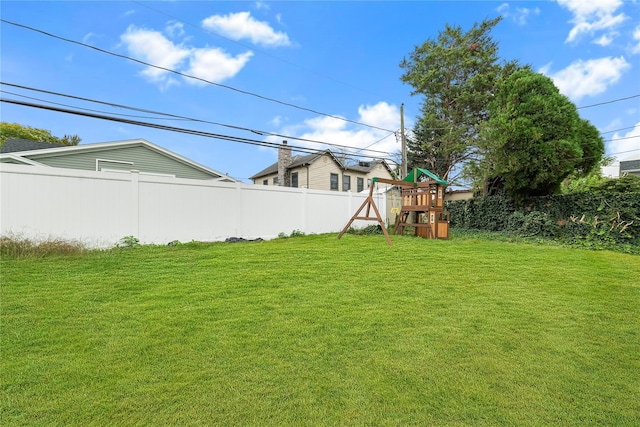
1 97 398 165
0 89 192 121
0 82 395 157
609 148 640 156
0 18 396 133
599 125 638 135
351 130 398 156
577 94 640 109
0 97 321 154
604 135 639 143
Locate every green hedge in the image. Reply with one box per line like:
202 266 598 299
446 192 640 251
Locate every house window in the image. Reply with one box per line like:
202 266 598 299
292 172 298 188
273 177 279 185
357 177 364 192
343 175 351 192
263 179 268 185
330 173 339 191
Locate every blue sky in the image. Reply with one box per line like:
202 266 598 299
1 0 639 182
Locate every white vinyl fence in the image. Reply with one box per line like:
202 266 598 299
0 164 387 248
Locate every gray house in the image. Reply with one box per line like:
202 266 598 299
0 138 236 182
619 159 640 177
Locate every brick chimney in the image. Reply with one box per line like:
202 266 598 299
277 140 292 186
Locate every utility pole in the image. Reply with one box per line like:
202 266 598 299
400 103 407 178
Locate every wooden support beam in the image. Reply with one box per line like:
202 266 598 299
338 184 393 246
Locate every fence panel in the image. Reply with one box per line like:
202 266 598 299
1 164 382 247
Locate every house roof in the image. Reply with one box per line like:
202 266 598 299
620 159 640 172
344 159 394 175
0 138 237 182
0 138 68 153
250 149 394 180
249 150 338 179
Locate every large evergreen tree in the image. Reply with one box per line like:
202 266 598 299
400 17 515 182
476 69 604 202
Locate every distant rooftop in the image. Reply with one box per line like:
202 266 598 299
0 138 69 153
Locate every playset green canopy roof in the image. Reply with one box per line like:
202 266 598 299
402 168 448 185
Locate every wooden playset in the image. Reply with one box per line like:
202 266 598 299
338 168 450 246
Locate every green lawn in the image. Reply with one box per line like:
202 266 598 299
2 234 639 425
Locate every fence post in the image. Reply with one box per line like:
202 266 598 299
301 187 308 234
131 170 140 239
235 182 243 237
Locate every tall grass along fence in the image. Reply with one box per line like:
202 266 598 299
0 164 385 248
446 191 640 251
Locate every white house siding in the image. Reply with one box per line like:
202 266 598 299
308 158 343 191
252 154 394 191
257 172 278 185
294 167 308 189
365 164 394 184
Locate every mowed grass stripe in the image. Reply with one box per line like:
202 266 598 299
2 234 639 425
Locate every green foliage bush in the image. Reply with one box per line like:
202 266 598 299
0 121 81 146
446 195 516 231
346 224 384 235
447 190 640 252
278 230 306 239
587 174 640 193
116 235 140 249
506 210 556 238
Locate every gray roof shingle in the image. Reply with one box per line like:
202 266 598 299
249 151 329 179
0 138 68 153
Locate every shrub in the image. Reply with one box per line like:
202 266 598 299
116 235 140 249
346 224 384 235
506 211 557 238
446 196 516 230
278 230 306 239
447 190 640 251
588 174 640 193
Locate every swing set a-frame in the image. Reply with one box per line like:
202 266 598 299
337 168 450 246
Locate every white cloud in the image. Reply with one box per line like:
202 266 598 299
538 62 552 75
120 24 253 88
165 21 185 38
358 102 400 130
557 0 627 44
541 56 630 101
82 32 96 44
202 11 291 47
632 24 640 54
497 3 540 25
273 102 402 159
269 116 284 127
120 25 190 83
593 33 615 46
602 118 623 133
186 48 254 84
609 122 640 161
